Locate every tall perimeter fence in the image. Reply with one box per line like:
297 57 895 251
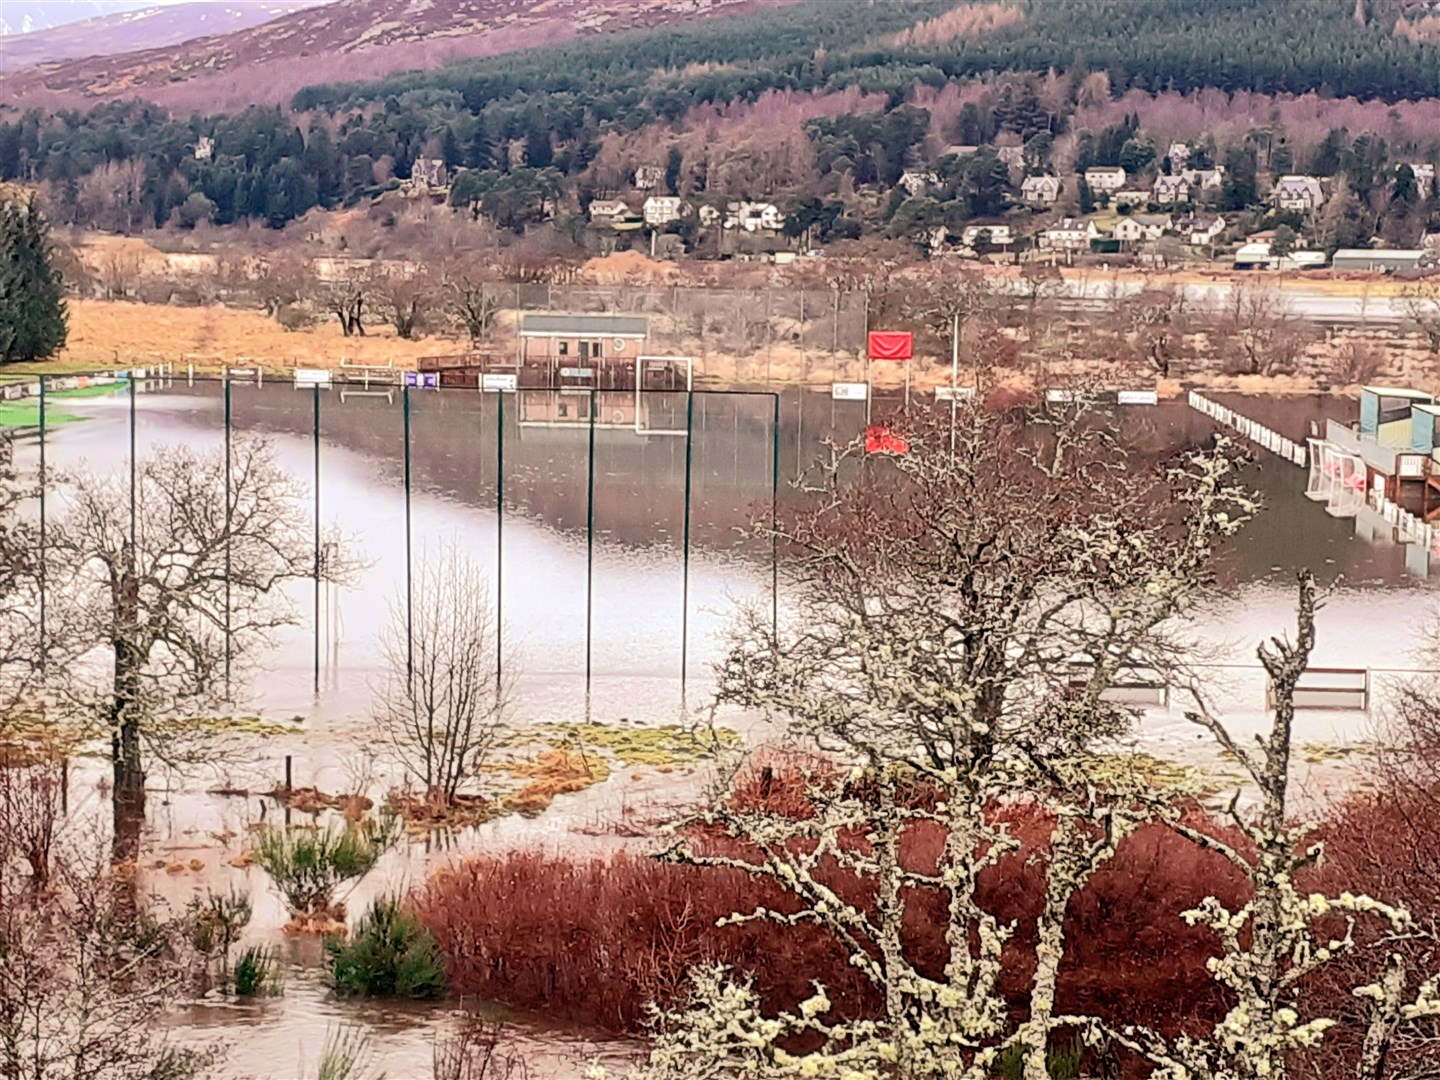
7 368 790 727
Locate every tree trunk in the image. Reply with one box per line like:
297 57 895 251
111 561 145 863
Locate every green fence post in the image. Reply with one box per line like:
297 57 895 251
585 385 597 709
680 389 695 703
37 376 46 673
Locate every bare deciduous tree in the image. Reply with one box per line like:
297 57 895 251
374 546 509 809
1121 284 1190 378
1220 281 1313 377
1400 281 1440 354
0 434 39 710
325 273 369 337
1111 574 1440 1080
375 266 433 340
98 251 144 302
619 401 1256 1079
0 761 63 894
0 845 213 1080
445 274 501 345
45 439 357 858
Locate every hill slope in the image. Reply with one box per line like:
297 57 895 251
0 0 792 107
0 1 330 72
0 2 157 36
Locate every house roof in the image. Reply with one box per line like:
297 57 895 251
520 314 651 339
1132 214 1170 226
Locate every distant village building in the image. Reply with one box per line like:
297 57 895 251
1271 175 1326 213
1167 142 1190 172
1332 248 1435 273
1181 166 1226 191
403 157 449 193
959 223 1013 248
698 204 723 227
1408 162 1436 199
898 169 940 196
1115 188 1152 207
1184 214 1226 246
726 201 786 233
1039 218 1099 251
642 195 687 227
1084 166 1127 193
943 145 981 158
194 136 215 161
995 145 1025 167
1151 175 1192 205
1021 175 1063 206
588 198 632 224
1113 213 1171 245
633 165 665 191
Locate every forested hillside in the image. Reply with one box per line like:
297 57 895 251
5 0 1440 245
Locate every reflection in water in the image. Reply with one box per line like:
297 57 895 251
11 384 1440 1075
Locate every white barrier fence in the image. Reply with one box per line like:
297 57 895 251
1188 391 1307 467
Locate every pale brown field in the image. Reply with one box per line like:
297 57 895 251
46 299 471 374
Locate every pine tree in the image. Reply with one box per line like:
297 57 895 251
0 193 68 365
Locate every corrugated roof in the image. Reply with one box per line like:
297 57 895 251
520 314 650 337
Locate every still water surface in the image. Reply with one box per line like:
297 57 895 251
13 384 1438 1076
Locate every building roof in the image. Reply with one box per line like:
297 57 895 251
1363 385 1433 400
1335 248 1426 260
520 314 650 338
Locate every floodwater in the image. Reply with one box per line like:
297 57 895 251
11 382 1440 1077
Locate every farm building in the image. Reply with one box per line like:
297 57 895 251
1331 249 1435 273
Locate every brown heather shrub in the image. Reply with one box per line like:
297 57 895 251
415 766 1250 1037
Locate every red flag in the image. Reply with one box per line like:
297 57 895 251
867 331 913 361
866 424 909 454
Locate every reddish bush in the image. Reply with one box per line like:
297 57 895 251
415 791 1249 1037
414 851 875 1033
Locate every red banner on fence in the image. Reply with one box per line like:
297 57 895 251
866 424 910 455
867 331 913 361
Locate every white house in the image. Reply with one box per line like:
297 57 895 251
726 201 786 233
1185 214 1226 246
588 198 631 223
996 145 1025 167
194 136 215 161
698 204 722 227
899 169 940 195
1113 214 1171 245
1181 166 1226 191
1167 142 1190 171
642 195 687 227
1021 175 1063 206
1272 175 1326 213
1040 218 1099 251
633 165 664 191
1151 175 1192 205
1084 166 1127 193
960 223 1013 248
1408 162 1436 198
405 157 449 191
1115 188 1152 207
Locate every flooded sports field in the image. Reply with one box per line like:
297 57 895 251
6 377 1438 1076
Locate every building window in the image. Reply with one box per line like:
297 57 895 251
558 341 569 356
558 401 570 419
